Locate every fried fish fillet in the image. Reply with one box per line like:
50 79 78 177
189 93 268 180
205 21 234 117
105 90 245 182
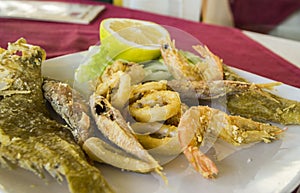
0 38 114 193
167 79 300 125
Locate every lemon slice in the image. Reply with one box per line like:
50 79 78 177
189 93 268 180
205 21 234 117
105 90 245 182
100 18 170 62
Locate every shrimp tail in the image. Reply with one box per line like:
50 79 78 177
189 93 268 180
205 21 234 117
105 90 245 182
184 146 218 178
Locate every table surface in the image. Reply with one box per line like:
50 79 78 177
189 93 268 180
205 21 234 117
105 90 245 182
243 30 300 69
0 0 299 192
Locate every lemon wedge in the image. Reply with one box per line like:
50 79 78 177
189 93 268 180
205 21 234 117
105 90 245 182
100 18 170 62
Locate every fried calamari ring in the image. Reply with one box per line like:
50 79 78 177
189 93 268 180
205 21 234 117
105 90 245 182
129 80 168 103
129 90 181 122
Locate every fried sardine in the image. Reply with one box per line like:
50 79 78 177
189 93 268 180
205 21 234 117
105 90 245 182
0 38 114 193
43 78 92 145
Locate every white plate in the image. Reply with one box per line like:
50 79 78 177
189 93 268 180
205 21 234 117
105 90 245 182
0 51 300 193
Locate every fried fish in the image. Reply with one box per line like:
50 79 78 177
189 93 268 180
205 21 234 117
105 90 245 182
0 38 114 193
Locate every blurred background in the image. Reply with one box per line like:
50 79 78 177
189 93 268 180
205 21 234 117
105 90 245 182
101 0 300 41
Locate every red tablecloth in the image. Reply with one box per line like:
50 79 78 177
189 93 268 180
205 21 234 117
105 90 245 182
0 0 299 88
230 0 300 33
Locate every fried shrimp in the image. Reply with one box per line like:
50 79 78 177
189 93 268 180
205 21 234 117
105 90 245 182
192 45 223 80
160 40 200 81
167 80 281 100
178 106 283 178
160 40 223 82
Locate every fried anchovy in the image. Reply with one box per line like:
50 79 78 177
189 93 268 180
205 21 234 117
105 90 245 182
0 38 114 193
90 94 162 173
43 79 92 145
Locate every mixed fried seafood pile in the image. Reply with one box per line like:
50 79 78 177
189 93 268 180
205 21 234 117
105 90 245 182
1 38 300 192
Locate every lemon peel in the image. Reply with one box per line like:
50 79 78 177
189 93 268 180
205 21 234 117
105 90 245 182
100 18 170 62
